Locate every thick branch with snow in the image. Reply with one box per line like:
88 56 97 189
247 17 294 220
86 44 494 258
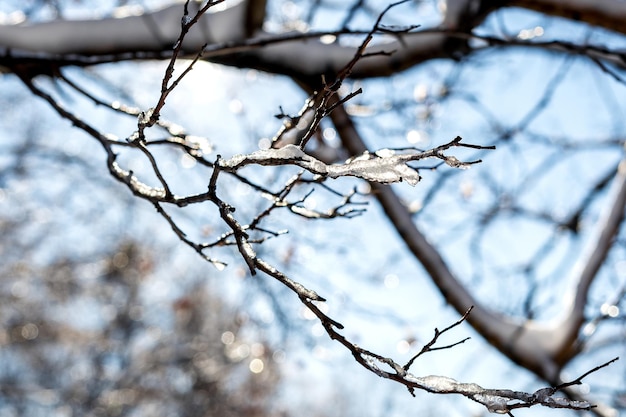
2 0 626 80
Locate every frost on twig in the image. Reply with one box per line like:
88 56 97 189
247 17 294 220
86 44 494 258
404 373 594 414
218 137 492 186
326 309 617 415
301 300 616 415
219 144 419 185
356 344 616 415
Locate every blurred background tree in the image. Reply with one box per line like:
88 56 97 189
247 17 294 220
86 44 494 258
0 223 285 416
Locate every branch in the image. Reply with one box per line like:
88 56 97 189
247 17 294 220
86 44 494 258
559 160 626 355
326 95 617 396
404 306 473 372
288 293 612 414
4 10 626 83
508 0 626 35
138 0 222 132
218 138 492 186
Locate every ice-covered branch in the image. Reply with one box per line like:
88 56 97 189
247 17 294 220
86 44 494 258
299 294 613 415
405 372 597 413
218 138 492 186
560 160 626 353
218 144 420 185
326 96 620 417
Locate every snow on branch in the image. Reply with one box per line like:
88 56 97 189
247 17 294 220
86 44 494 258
404 372 596 414
300 298 617 415
218 143 420 185
218 137 494 186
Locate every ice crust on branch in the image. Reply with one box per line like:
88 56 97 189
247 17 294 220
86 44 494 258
403 374 593 414
219 144 422 185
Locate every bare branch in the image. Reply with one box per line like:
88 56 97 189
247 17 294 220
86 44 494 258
404 306 473 372
139 1 223 132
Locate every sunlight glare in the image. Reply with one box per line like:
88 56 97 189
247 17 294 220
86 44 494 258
320 34 337 45
0 11 25 24
311 323 324 337
302 307 316 320
459 180 474 199
518 26 544 40
21 323 39 340
258 138 271 149
273 350 286 363
246 70 258 81
11 281 29 298
249 358 264 374
181 153 196 169
313 345 329 359
236 182 251 196
229 99 243 114
396 339 411 354
221 331 235 345
413 84 428 102
251 343 265 357
227 343 250 361
407 129 428 145
112 5 144 18
384 273 399 289
408 199 423 213
322 127 337 142
601 303 619 318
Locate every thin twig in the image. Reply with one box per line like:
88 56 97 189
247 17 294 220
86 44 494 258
404 306 473 371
